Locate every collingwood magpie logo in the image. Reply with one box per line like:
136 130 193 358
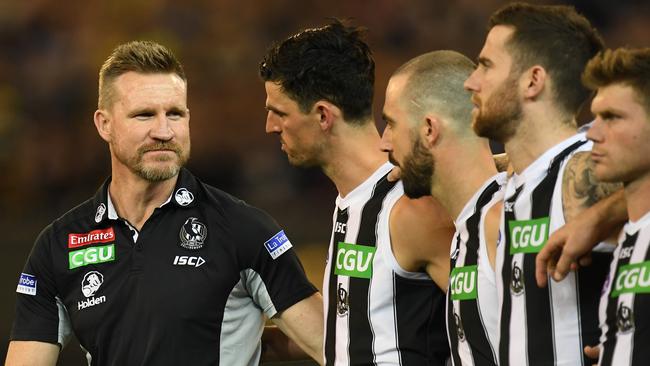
453 312 465 342
78 271 106 310
179 217 207 250
510 262 525 295
616 303 634 333
175 188 194 206
95 203 106 223
337 283 349 317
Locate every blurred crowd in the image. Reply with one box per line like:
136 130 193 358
1 0 649 245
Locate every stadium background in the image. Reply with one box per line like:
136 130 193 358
0 0 647 364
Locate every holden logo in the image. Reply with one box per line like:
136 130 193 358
175 188 194 206
179 217 207 250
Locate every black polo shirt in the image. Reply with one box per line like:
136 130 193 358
11 168 317 365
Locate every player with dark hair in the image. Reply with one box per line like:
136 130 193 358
261 20 453 365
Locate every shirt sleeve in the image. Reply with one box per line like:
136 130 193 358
11 224 71 346
234 205 318 318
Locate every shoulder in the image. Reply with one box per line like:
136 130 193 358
390 195 454 250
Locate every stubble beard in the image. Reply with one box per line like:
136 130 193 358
472 76 523 144
118 142 190 182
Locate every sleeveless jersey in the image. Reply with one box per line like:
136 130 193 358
447 172 507 366
497 133 612 366
598 210 650 366
323 162 448 365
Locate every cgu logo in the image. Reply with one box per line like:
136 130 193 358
334 242 375 279
69 245 115 270
612 261 650 297
173 255 206 268
450 265 478 300
509 217 550 254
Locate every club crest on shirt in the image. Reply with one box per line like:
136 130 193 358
179 217 207 250
175 188 194 206
337 283 349 317
510 262 525 296
95 203 106 223
616 303 634 333
453 312 466 342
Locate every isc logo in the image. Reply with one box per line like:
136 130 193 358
450 265 478 300
612 260 650 297
173 256 206 268
334 222 347 234
509 217 549 254
334 242 375 279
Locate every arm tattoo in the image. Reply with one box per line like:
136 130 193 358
562 152 623 223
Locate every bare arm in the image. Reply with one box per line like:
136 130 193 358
535 152 625 287
5 341 59 366
390 196 455 291
269 292 324 365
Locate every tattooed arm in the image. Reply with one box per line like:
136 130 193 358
535 152 625 286
561 151 622 223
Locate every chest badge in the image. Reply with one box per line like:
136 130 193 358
179 217 207 250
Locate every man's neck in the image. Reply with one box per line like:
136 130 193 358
322 121 387 197
109 167 178 230
433 141 498 221
505 106 577 174
625 174 650 222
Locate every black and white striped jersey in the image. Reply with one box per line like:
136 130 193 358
599 210 650 366
323 162 449 366
497 133 612 366
447 172 506 366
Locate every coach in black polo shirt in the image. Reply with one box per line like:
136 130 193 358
6 41 323 365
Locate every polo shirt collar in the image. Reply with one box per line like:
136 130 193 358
91 168 200 225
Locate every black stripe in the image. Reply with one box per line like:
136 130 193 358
348 173 397 365
499 186 522 366
325 207 349 366
601 233 637 366
459 180 501 365
631 237 650 366
448 234 463 366
577 251 611 365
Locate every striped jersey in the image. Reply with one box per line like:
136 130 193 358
497 133 612 366
447 172 507 366
323 162 449 365
598 210 650 366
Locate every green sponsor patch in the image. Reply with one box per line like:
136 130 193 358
450 265 478 300
334 242 375 279
509 217 550 254
69 244 115 269
612 261 650 297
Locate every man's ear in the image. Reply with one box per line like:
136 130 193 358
422 115 441 148
522 65 547 100
94 109 112 143
313 100 342 132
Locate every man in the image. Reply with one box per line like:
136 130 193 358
380 50 505 366
464 3 620 365
581 47 650 366
260 20 454 365
6 40 323 366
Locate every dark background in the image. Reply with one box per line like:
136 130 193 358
1 0 648 364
